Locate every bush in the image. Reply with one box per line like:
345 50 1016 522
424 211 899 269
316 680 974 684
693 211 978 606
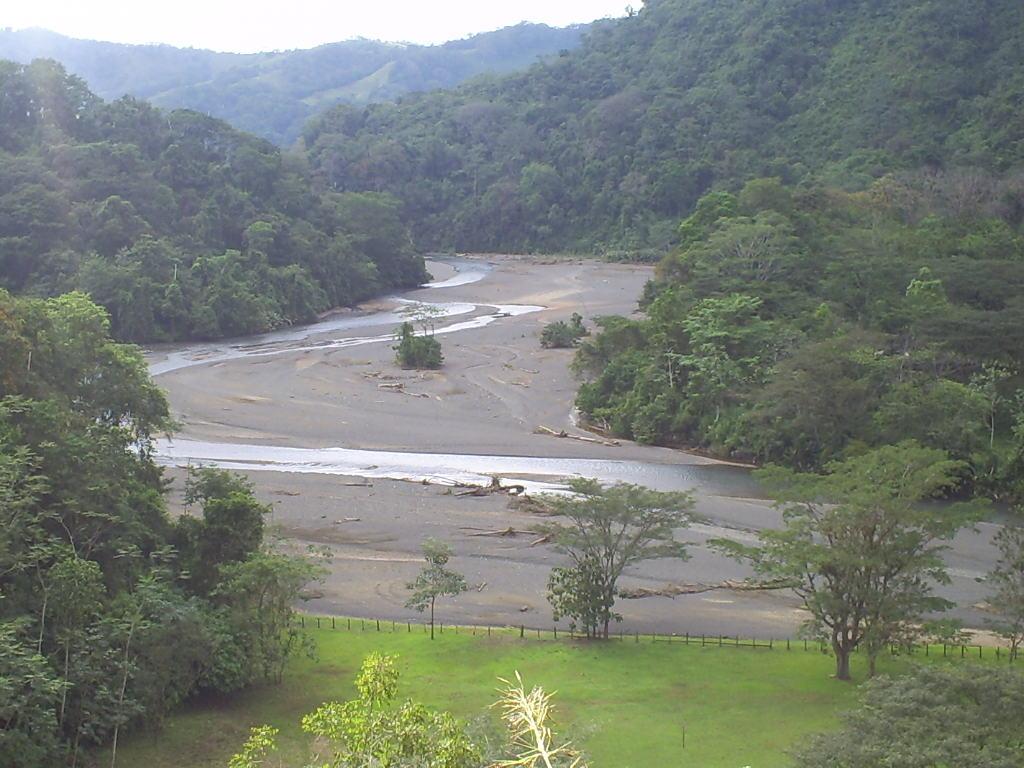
540 313 589 348
394 322 444 369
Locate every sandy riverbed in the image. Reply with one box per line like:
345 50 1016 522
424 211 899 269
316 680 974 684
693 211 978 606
152 255 994 635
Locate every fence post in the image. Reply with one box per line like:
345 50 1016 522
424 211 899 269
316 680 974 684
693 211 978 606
520 625 525 639
316 617 320 629
554 627 557 640
376 619 380 632
301 616 305 628
408 622 411 633
787 638 790 651
361 619 364 631
635 631 639 644
488 625 491 637
348 618 351 630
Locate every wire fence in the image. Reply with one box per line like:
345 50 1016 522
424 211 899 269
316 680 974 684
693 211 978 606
296 615 1018 662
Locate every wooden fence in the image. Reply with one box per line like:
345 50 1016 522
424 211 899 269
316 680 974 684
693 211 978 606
295 615 1018 661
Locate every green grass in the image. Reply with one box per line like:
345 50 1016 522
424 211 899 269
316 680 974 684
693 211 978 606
107 623 977 768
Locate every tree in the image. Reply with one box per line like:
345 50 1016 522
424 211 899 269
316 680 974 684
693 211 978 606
719 442 983 680
231 653 479 768
546 555 611 639
0 622 63 768
404 539 467 639
46 556 104 733
214 553 326 683
987 523 1024 659
794 666 1024 768
175 467 270 595
537 480 696 639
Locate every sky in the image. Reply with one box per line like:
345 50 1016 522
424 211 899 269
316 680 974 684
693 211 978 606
2 1 636 52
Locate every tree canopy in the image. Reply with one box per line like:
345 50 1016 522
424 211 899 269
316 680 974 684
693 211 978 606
0 60 428 343
0 290 321 764
575 176 1024 501
301 0 1024 254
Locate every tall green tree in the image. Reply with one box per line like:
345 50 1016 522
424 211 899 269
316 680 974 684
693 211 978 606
719 442 983 680
214 553 325 684
795 666 1024 768
537 480 696 639
987 523 1024 659
230 653 479 768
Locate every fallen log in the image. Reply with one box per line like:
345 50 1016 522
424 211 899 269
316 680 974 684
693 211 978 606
619 579 791 599
535 424 620 447
454 476 526 497
462 526 536 537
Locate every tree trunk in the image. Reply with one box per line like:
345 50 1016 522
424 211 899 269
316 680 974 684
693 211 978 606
37 592 47 655
429 597 435 640
59 638 70 729
834 643 852 681
110 620 135 768
867 650 878 677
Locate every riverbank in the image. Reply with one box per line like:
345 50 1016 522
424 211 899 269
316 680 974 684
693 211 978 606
150 255 997 635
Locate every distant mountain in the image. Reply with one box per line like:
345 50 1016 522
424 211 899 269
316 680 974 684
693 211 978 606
0 24 586 145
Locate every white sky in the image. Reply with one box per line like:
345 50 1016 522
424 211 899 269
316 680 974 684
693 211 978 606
2 1 636 52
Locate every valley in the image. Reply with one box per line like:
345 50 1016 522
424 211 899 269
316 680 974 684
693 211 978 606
149 256 999 637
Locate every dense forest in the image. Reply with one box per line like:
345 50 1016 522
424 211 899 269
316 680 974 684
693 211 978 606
303 0 1024 254
575 174 1024 500
0 24 586 145
0 289 322 766
0 59 429 342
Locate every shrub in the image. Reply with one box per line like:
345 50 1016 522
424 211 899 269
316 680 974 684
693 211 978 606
394 322 444 369
540 313 589 348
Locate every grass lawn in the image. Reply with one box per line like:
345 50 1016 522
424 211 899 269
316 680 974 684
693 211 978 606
106 622 973 768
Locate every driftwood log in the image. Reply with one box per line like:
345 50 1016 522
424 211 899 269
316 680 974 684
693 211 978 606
453 476 527 497
619 579 791 599
534 425 620 447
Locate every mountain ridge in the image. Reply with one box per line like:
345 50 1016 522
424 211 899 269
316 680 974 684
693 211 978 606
0 23 588 145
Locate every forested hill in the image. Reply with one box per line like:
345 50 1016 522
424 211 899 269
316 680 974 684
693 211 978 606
303 0 1024 254
0 24 587 145
0 60 428 343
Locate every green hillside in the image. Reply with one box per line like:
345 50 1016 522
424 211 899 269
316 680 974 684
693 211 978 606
0 60 427 342
0 24 587 145
302 0 1024 253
